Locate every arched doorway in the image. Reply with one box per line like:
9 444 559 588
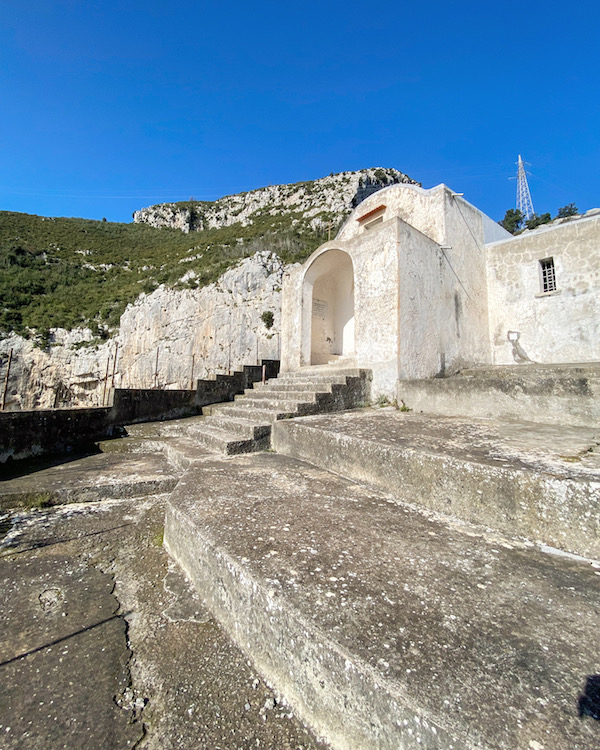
304 249 355 365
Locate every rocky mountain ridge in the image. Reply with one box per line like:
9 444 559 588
133 167 418 233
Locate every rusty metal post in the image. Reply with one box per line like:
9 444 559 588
110 342 119 389
1 348 13 411
102 354 111 406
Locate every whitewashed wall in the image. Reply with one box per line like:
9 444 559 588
486 216 600 365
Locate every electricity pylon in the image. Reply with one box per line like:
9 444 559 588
516 154 535 221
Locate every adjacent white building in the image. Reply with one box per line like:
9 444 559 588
281 183 600 397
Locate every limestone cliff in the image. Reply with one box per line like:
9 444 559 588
1 168 419 410
0 252 285 410
133 168 417 233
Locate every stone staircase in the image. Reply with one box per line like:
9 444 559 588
159 366 372 455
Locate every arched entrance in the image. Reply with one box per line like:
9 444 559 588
304 249 355 365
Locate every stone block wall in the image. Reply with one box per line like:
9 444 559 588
0 360 280 465
486 215 600 365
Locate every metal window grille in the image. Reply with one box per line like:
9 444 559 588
540 258 556 293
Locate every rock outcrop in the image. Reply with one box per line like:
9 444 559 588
133 168 417 233
0 252 286 410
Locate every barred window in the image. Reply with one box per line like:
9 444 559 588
539 257 556 293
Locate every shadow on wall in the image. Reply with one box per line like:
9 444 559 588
579 675 600 720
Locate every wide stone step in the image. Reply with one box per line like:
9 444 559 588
242 388 326 402
164 452 599 750
261 375 349 387
157 436 213 472
232 395 317 414
272 410 600 559
252 381 336 393
152 414 208 437
203 413 271 440
459 363 600 379
204 403 293 423
183 423 265 455
276 371 364 384
0 452 179 509
97 435 165 455
398 367 600 428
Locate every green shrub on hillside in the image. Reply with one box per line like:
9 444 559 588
0 209 344 337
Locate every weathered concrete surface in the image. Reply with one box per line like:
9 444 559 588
0 495 324 749
398 363 600 428
0 553 141 749
0 452 179 509
164 452 600 750
271 409 600 558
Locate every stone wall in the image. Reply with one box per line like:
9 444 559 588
281 184 499 396
0 407 114 465
486 215 600 365
0 360 280 465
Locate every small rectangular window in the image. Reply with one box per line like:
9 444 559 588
539 257 556 293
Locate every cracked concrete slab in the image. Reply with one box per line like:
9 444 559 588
0 495 324 749
0 554 141 749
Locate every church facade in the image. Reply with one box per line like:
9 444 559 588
280 183 600 397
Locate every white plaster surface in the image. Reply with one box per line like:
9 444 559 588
486 216 600 365
282 183 496 396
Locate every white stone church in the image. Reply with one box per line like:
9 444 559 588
280 182 600 397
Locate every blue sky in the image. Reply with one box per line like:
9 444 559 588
1 0 598 223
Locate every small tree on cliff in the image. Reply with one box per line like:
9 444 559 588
499 208 524 234
556 203 578 219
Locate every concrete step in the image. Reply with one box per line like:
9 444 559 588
205 403 294 423
157 437 213 472
184 422 268 455
0 452 179 509
459 362 600 378
202 413 271 440
97 435 166 455
276 368 367 383
398 364 600 427
164 452 600 750
242 388 325 402
153 415 208 437
257 377 347 389
272 409 600 559
232 395 318 415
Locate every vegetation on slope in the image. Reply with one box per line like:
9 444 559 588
0 209 342 339
499 203 580 234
